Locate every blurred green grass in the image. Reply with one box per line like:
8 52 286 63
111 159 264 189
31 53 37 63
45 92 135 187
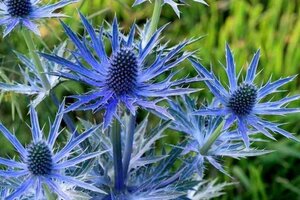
0 0 299 199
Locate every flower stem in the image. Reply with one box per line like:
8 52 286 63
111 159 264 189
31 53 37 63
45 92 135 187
123 113 136 182
145 0 162 43
110 119 124 192
200 121 225 155
22 29 51 90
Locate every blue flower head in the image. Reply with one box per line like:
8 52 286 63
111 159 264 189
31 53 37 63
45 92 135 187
190 44 300 147
0 102 104 199
41 13 198 129
169 95 271 176
0 0 78 36
133 0 208 17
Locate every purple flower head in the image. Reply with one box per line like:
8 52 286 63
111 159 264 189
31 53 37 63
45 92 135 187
41 13 199 129
0 101 105 199
0 0 78 37
190 44 300 148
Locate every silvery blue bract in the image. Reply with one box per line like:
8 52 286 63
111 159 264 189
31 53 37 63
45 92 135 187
133 0 208 17
0 43 68 107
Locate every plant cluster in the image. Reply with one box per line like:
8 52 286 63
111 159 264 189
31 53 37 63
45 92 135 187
0 0 298 199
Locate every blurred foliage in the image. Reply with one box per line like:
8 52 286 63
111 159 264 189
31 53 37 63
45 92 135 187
0 0 299 199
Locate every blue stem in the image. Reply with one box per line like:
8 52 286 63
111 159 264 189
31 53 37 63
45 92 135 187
123 113 136 182
110 119 124 192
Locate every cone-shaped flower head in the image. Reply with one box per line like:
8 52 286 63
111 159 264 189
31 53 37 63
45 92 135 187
0 102 104 199
133 0 208 17
190 44 300 148
0 0 78 36
41 13 198 129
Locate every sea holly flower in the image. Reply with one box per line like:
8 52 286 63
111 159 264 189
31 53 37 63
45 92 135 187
133 0 208 17
80 116 196 199
169 95 270 176
80 113 229 199
0 0 78 36
41 13 199 129
0 102 105 199
189 44 300 147
0 43 68 107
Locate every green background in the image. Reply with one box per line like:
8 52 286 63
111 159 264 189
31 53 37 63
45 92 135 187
0 0 299 199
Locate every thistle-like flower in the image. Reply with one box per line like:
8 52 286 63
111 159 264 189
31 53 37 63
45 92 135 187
0 0 78 36
0 43 68 107
80 116 196 199
41 13 198 129
190 44 300 147
169 95 270 175
0 102 104 199
133 0 208 17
